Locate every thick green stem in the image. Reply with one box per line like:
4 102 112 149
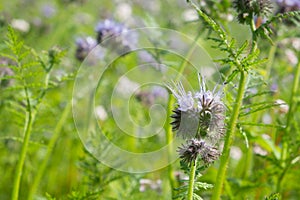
166 96 177 197
12 111 35 200
212 71 247 200
187 160 197 200
28 102 71 199
12 57 35 200
277 59 300 192
165 33 201 197
12 53 53 199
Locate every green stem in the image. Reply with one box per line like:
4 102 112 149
277 59 300 192
166 96 176 197
12 54 53 199
250 18 257 54
165 33 201 197
28 102 71 199
187 160 197 200
265 42 277 80
12 111 36 200
212 71 248 200
12 57 35 200
243 143 253 179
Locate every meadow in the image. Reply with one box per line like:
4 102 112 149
0 0 300 199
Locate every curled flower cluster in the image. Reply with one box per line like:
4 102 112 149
178 139 220 165
233 0 273 24
168 74 225 165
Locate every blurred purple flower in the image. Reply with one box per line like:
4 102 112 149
0 58 14 88
95 19 138 55
139 178 162 193
135 85 168 107
41 4 56 18
95 19 125 44
276 0 300 12
75 36 98 61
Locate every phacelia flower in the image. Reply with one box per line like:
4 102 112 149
178 139 220 165
135 86 168 107
168 74 225 143
95 19 137 55
95 19 125 44
75 36 97 61
233 0 273 24
276 0 300 13
275 0 300 26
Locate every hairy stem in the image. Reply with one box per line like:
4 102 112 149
165 33 201 197
28 101 71 199
187 160 197 200
166 95 176 197
212 71 247 200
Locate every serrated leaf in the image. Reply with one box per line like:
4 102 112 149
194 181 213 190
229 38 236 49
0 52 17 62
242 48 260 64
236 40 248 57
255 135 280 160
239 122 284 129
241 101 277 110
265 193 281 200
243 91 273 100
193 193 203 200
225 69 239 84
239 102 279 117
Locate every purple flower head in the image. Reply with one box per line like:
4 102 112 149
95 19 138 55
276 0 300 12
75 36 97 61
168 74 225 143
95 19 125 44
178 139 220 165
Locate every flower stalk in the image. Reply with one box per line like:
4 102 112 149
12 111 36 200
169 74 225 199
165 33 201 198
187 159 197 200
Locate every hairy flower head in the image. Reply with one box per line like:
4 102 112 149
168 74 225 143
178 139 220 165
233 0 273 24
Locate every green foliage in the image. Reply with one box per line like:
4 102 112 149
255 11 300 43
265 193 281 200
0 0 300 200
